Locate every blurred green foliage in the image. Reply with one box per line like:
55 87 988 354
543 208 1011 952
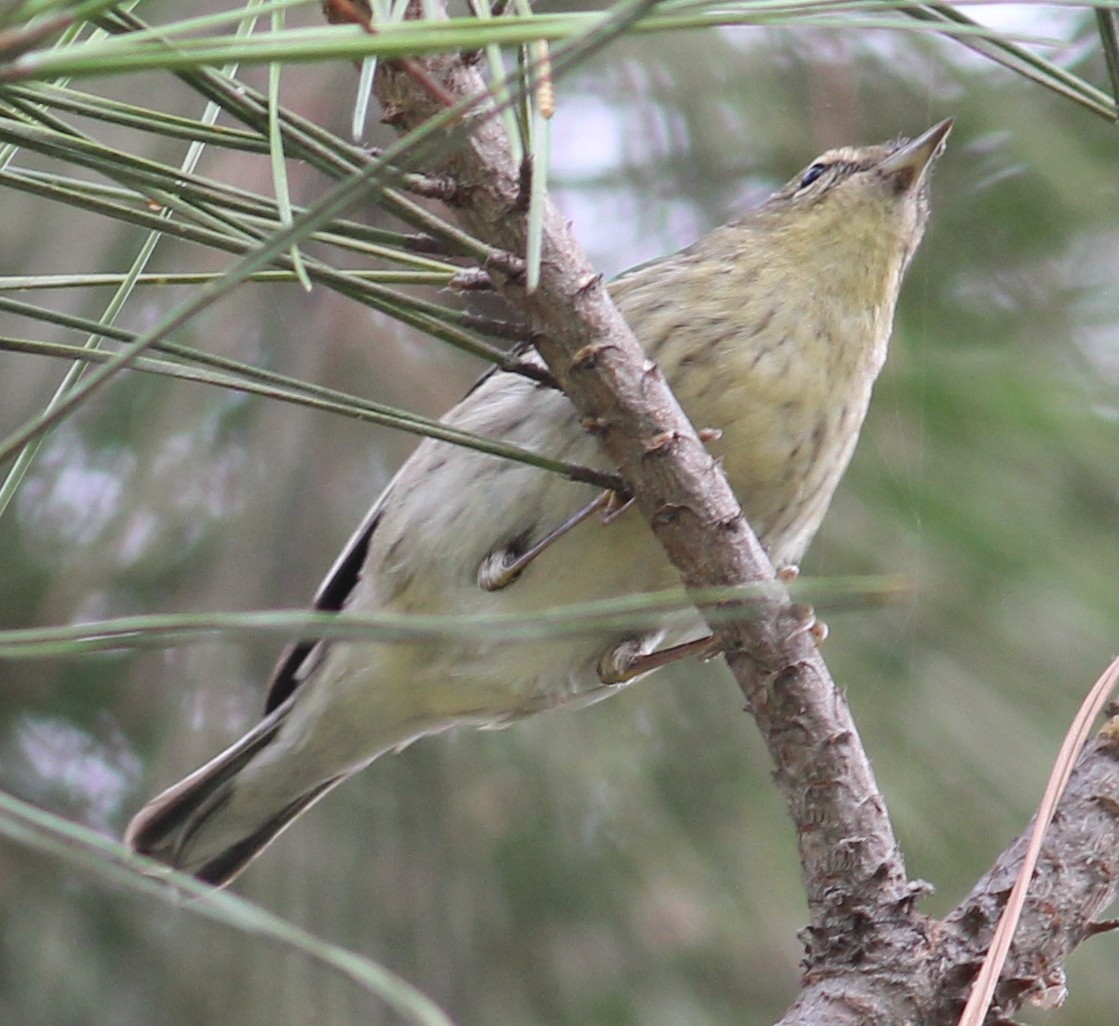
2 5 1119 1026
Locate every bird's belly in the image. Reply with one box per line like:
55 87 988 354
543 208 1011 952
671 363 873 568
391 498 691 715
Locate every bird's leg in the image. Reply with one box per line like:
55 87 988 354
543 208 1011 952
478 489 624 591
597 634 723 685
598 595 828 685
599 491 635 525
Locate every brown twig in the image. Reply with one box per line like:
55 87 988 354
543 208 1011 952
937 717 1119 1024
954 657 1119 1026
321 0 458 109
373 0 910 976
363 5 1119 1025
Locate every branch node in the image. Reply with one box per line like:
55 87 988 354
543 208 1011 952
380 103 407 126
1099 714 1119 748
570 341 615 371
643 431 679 457
407 172 465 203
651 503 688 528
575 271 603 295
446 267 493 292
485 249 527 285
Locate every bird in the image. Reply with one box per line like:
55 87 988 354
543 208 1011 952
125 117 952 886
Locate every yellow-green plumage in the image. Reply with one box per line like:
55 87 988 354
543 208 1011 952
126 120 951 886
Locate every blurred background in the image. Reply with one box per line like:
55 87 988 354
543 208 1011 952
2 3 1119 1025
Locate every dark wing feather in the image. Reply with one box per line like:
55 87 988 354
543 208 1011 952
263 503 385 713
262 358 552 715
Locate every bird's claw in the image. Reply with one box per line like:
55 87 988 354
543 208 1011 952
597 634 723 685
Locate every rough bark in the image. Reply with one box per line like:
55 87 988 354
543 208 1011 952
370 13 1119 1024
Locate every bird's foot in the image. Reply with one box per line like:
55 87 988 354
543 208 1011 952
477 489 624 591
597 634 722 685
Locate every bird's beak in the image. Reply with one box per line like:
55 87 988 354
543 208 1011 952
880 117 954 190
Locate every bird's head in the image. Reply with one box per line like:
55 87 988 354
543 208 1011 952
759 117 953 283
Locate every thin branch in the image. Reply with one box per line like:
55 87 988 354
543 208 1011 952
372 0 910 980
939 724 1119 1023
366 6 1119 1026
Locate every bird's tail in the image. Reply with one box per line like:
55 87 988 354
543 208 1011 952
124 701 347 887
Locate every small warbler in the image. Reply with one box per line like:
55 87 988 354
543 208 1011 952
126 118 951 885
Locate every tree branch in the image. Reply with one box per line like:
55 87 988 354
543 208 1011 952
372 0 907 946
367 6 1119 1024
933 730 1119 1023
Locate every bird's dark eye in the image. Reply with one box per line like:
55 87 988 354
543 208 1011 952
799 163 827 189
